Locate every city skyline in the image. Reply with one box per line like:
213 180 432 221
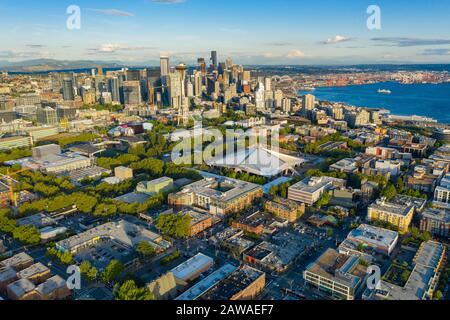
0 0 450 65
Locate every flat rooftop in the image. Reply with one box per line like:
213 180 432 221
0 252 33 270
36 275 67 296
175 264 238 300
0 267 17 282
17 263 49 279
347 224 398 249
114 192 151 204
421 208 450 223
375 241 445 300
7 278 36 298
69 143 105 156
171 253 214 281
179 177 262 204
290 176 345 194
369 195 426 217
56 220 168 252
199 265 264 300
305 248 364 290
16 213 56 229
67 166 111 181
182 210 212 226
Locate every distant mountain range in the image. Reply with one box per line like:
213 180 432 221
0 59 160 72
1 59 449 74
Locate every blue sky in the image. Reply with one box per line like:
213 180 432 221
0 0 450 65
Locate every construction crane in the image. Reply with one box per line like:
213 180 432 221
1 167 31 207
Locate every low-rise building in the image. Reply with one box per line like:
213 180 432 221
364 241 446 300
170 253 214 284
338 224 399 257
17 263 51 285
374 160 402 177
264 197 305 222
182 210 213 236
288 176 346 205
114 166 133 180
303 248 367 300
232 211 266 235
67 166 111 183
199 265 265 300
403 143 428 158
406 165 441 193
176 264 238 300
147 272 178 300
0 136 33 151
168 177 263 216
136 177 174 195
55 220 171 269
434 174 450 209
35 275 71 300
330 158 359 174
367 195 426 234
6 278 39 300
420 208 450 238
0 267 17 294
366 146 412 161
0 252 34 271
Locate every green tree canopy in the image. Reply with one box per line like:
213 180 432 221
136 241 156 258
115 280 155 301
101 260 124 283
156 214 192 238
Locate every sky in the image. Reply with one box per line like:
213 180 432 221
0 0 450 65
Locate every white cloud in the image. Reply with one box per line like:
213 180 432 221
91 44 156 54
286 49 305 58
88 9 134 17
324 35 351 45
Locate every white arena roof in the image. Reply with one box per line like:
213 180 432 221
207 145 305 177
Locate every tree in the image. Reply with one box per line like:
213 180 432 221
86 267 98 282
434 290 443 300
75 193 98 214
315 192 331 209
410 227 420 239
381 184 397 200
401 271 410 284
79 260 98 281
115 280 155 301
11 225 41 245
422 231 431 242
136 241 156 258
94 203 117 217
156 214 192 238
101 260 124 283
80 261 92 274
59 251 74 265
130 158 164 177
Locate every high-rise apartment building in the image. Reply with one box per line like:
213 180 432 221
210 51 218 70
108 77 121 103
160 56 170 77
122 81 142 106
62 79 75 101
302 94 315 111
36 106 58 125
